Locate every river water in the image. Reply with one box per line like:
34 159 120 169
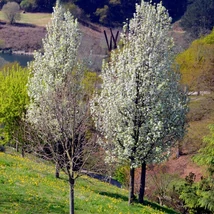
0 53 34 67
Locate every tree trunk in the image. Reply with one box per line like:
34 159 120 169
55 162 60 178
69 176 75 214
21 147 25 158
128 167 135 205
16 142 19 152
138 161 146 204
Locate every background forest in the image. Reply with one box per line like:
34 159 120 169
0 0 213 38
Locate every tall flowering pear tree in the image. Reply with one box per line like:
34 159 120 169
91 1 188 205
26 2 97 214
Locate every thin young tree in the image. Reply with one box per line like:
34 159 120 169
91 0 188 205
25 2 97 214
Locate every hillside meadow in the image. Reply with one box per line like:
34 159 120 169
0 150 177 214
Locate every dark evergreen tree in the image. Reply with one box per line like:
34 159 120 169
35 0 56 12
181 0 214 38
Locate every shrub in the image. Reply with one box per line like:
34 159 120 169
113 165 130 188
175 172 214 214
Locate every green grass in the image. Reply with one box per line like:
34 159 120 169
0 150 177 214
0 12 51 27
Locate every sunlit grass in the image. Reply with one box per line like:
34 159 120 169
0 151 177 213
19 12 51 27
0 11 51 27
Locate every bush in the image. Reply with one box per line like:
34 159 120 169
175 172 214 214
113 165 130 188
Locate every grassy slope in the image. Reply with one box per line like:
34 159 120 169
183 93 214 153
0 151 177 214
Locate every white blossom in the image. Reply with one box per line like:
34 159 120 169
91 1 188 168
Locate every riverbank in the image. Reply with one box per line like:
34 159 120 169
0 48 34 55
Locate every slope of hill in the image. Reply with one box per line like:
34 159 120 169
0 14 114 71
0 150 177 214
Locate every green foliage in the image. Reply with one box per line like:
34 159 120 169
20 0 37 12
95 5 109 25
178 122 214 213
82 71 102 97
176 29 214 91
176 172 214 213
113 164 130 187
193 124 214 174
0 63 29 144
62 2 83 19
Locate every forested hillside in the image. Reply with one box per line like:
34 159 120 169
0 0 190 25
1 0 214 38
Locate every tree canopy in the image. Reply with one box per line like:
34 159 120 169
91 0 188 204
26 2 98 213
2 1 21 24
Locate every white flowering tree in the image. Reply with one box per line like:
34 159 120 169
91 1 188 205
25 2 97 214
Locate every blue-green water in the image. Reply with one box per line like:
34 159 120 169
0 53 34 67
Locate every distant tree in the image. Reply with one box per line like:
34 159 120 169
91 0 188 205
2 2 21 24
95 0 140 26
95 5 109 25
20 0 37 12
180 0 214 38
26 2 98 214
0 63 29 154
